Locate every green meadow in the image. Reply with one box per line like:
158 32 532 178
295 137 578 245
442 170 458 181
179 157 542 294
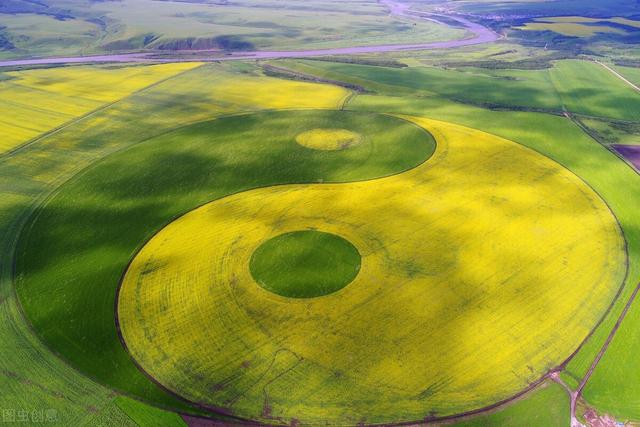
270 58 640 120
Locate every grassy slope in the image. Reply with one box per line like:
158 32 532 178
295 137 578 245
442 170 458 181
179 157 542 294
548 60 640 121
103 0 465 49
453 381 569 427
0 62 348 421
0 13 101 57
272 59 564 111
272 59 640 120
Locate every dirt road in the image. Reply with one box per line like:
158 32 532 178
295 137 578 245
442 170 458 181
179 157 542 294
594 60 640 93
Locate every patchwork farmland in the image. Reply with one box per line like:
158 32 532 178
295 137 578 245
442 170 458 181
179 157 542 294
1 0 640 426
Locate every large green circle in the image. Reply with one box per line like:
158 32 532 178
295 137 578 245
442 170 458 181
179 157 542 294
249 230 361 298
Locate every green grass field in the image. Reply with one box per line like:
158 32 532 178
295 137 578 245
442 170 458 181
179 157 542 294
515 16 640 38
453 381 569 427
250 230 363 298
615 65 640 87
270 59 564 110
580 118 640 145
549 60 640 120
444 0 639 17
268 58 640 120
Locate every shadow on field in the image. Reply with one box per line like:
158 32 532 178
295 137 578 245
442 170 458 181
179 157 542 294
12 109 436 414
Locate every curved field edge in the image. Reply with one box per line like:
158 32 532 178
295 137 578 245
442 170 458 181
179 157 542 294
117 115 624 425
2 60 639 424
347 93 640 420
0 62 351 424
0 62 218 427
452 380 570 427
14 110 435 418
248 230 362 298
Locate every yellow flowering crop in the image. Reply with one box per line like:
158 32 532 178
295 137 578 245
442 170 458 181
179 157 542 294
0 62 200 154
118 117 625 425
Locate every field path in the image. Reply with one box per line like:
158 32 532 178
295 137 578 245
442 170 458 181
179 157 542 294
594 60 640 93
0 2 497 69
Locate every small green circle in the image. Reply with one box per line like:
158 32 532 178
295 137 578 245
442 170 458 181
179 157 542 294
249 230 361 298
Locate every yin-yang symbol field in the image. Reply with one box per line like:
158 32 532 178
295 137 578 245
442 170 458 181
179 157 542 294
16 109 626 425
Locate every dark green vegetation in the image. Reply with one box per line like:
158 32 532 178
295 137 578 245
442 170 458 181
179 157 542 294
580 118 640 145
250 230 361 298
15 109 434 414
269 58 640 120
448 0 639 16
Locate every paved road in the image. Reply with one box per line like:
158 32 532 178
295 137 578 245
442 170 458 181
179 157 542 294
0 2 498 68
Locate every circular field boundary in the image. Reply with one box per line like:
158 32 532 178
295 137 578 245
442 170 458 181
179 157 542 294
109 110 438 420
108 113 631 426
11 110 629 426
249 230 362 298
112 114 628 425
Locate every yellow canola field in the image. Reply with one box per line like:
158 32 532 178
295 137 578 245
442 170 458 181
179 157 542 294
118 117 626 425
197 72 351 111
1 64 350 186
0 62 200 154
